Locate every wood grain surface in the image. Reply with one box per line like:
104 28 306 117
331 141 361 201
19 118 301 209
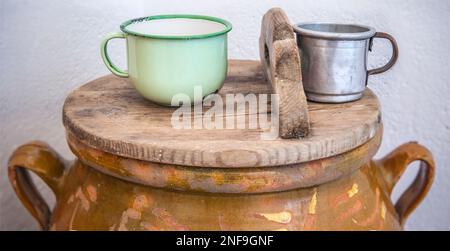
63 60 381 168
259 7 310 138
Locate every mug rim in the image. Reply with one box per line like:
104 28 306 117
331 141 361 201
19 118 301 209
120 14 232 40
293 22 376 40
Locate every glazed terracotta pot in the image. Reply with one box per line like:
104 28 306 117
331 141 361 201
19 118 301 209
7 7 434 231
8 127 434 231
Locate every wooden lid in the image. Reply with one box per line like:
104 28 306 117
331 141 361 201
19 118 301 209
63 60 381 168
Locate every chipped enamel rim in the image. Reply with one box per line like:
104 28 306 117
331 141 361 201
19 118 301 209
120 14 232 40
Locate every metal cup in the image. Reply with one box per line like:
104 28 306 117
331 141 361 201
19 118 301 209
293 23 398 103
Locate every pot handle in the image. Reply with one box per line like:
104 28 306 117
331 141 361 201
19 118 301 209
375 142 435 226
8 141 66 230
368 32 399 75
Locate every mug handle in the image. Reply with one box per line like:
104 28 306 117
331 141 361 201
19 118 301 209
368 32 399 75
100 32 129 78
375 142 435 226
8 141 67 230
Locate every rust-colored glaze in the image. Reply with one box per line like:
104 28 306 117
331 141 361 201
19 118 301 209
7 141 67 230
8 129 435 230
65 128 382 194
374 142 435 226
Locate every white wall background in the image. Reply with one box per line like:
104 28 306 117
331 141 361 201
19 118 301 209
1 0 449 230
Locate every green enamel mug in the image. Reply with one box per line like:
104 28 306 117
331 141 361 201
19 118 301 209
101 15 232 106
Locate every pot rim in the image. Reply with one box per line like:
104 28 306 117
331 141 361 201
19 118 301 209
66 126 382 194
293 22 376 40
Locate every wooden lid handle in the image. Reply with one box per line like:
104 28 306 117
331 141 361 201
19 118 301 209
259 7 310 138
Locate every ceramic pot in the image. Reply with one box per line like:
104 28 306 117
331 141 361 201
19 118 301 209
101 15 232 106
8 128 434 230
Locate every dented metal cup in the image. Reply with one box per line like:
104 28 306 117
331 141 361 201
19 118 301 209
293 23 398 103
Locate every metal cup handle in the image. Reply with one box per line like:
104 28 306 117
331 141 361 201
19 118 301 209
368 32 399 75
